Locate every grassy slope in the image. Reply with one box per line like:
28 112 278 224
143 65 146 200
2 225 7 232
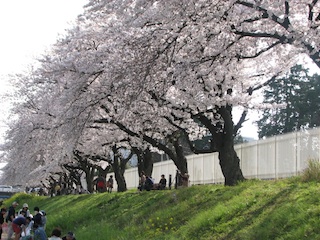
5 178 320 240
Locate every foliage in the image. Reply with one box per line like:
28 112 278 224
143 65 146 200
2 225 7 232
257 65 320 138
3 178 320 240
301 159 320 182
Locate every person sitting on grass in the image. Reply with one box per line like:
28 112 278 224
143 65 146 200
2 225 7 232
158 174 167 190
145 175 154 191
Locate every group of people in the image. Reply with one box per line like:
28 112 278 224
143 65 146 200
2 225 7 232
138 170 190 191
138 172 168 191
95 175 114 193
0 201 76 240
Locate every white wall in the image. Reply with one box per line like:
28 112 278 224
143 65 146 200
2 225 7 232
107 127 320 190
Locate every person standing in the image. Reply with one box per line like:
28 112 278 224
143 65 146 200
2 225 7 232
0 208 6 240
33 223 47 240
33 207 44 228
40 210 47 229
95 175 106 193
6 201 19 240
107 175 114 193
18 203 30 217
54 184 61 196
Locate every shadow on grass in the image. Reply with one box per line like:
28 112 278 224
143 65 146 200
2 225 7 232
222 183 299 240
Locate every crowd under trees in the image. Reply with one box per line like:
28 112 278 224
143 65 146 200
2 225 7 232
1 0 319 191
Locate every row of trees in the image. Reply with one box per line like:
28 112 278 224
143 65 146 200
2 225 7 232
1 0 319 190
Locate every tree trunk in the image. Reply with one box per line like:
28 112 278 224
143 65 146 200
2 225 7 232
111 145 128 192
217 106 245 186
96 165 111 182
219 147 245 186
173 139 188 175
136 148 154 177
113 156 127 192
85 167 96 193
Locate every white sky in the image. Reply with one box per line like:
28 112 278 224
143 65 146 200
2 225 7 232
0 0 88 142
0 0 88 76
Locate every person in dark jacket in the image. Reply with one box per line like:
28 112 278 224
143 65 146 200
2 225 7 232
158 174 167 190
6 201 19 240
145 176 154 191
33 207 44 228
107 175 114 193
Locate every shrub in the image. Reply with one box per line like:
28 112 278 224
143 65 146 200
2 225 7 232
301 159 320 182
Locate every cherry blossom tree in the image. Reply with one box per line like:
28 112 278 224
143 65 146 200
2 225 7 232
81 0 263 185
231 0 320 68
85 0 318 185
3 0 319 188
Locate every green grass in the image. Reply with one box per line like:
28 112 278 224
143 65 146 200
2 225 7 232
4 178 320 240
301 159 320 182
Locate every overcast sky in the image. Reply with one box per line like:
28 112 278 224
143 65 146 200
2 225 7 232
0 0 88 76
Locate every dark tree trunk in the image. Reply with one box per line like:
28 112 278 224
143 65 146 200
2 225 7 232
85 167 96 193
188 105 246 186
217 106 245 186
172 138 188 175
112 145 128 192
62 164 83 193
113 156 127 192
69 171 82 188
219 147 245 186
136 147 154 177
105 120 188 181
96 165 112 181
69 150 113 193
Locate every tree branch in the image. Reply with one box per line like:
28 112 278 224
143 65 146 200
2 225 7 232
236 0 291 29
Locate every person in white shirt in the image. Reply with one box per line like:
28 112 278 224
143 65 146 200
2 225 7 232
18 203 30 217
48 228 63 240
